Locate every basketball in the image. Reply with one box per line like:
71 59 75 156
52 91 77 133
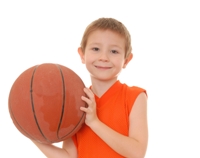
8 63 86 144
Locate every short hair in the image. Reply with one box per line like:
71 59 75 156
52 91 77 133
80 17 132 58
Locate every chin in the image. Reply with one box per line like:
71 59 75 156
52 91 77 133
92 76 118 82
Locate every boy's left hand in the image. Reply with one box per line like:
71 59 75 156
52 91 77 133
80 88 99 127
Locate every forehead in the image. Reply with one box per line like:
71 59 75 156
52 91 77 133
87 29 125 47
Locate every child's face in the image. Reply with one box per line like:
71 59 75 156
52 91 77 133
79 29 132 81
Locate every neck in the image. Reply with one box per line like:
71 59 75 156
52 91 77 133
90 77 118 97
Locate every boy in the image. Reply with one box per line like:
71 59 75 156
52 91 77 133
32 17 148 158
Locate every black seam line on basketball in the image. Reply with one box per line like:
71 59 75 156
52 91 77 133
60 112 86 139
8 96 36 141
30 65 52 143
56 64 66 139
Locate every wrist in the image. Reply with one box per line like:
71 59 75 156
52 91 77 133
89 118 101 131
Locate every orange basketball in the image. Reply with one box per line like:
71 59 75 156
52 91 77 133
8 63 86 144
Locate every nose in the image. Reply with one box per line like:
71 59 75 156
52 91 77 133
98 51 109 62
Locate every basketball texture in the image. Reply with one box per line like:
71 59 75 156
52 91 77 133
8 63 86 144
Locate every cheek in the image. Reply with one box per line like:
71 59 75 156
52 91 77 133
85 53 96 63
84 57 93 66
114 58 125 67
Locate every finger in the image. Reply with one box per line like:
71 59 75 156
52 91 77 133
80 106 93 113
81 96 92 104
83 88 95 99
80 106 88 112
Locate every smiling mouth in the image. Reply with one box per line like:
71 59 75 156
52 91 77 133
95 66 112 69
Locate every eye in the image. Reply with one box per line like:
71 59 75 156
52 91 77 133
111 50 118 54
92 47 99 51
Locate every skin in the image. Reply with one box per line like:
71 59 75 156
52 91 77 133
32 29 148 158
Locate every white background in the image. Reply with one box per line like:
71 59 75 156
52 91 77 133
0 0 200 157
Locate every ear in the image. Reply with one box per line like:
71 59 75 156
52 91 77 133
123 53 133 68
78 47 85 64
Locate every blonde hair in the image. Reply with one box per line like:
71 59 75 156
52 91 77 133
80 18 132 58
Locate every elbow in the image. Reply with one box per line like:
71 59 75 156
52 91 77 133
128 146 147 158
130 153 146 158
128 152 146 158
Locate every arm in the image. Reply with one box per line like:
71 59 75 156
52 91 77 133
81 88 148 158
32 137 77 158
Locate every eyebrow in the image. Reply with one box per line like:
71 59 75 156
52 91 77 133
88 43 123 49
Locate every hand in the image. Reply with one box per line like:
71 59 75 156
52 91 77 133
80 88 99 127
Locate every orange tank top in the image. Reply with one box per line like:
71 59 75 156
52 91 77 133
72 80 146 158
